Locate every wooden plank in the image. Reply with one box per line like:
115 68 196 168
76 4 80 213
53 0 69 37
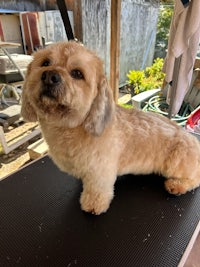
0 18 5 41
28 138 48 160
0 126 8 153
73 0 83 41
45 11 55 42
38 12 47 44
65 0 74 11
1 47 25 80
0 42 21 47
20 12 42 55
45 11 68 43
0 125 41 154
110 0 121 102
118 94 131 105
0 14 23 54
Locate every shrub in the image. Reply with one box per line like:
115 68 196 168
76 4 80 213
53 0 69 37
155 3 174 56
127 70 145 95
127 58 165 95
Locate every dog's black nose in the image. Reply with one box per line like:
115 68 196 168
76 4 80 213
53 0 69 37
41 71 61 85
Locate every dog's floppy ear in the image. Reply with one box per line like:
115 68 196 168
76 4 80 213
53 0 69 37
83 76 115 136
21 63 38 122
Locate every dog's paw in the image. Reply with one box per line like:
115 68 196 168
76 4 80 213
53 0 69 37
165 178 191 195
80 190 113 215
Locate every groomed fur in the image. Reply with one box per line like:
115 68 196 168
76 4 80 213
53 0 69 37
21 41 200 215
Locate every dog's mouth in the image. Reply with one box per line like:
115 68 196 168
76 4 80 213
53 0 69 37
38 93 71 116
40 85 59 100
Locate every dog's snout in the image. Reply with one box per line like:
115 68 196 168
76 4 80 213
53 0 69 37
41 71 61 85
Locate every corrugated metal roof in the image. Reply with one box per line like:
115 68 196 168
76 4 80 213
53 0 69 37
0 9 21 13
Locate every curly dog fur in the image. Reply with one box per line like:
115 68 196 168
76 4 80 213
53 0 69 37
21 41 200 215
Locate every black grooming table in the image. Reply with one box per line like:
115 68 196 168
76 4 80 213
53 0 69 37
1 156 200 267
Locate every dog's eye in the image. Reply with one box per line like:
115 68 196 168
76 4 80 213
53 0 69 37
70 69 84 80
42 60 50 67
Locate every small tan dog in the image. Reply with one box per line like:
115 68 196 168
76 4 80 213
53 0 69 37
21 41 200 215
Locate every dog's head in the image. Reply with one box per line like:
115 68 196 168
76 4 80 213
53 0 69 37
21 41 115 136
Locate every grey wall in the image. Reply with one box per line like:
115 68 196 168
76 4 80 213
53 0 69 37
82 0 160 85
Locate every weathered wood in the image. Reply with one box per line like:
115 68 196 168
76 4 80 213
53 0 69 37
0 124 41 154
20 12 42 55
0 0 57 11
28 138 48 160
110 0 121 101
65 0 74 11
118 94 131 105
81 0 159 86
81 0 111 79
73 0 83 41
44 10 69 43
0 14 24 54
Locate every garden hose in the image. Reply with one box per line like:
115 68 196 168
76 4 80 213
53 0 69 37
142 95 193 126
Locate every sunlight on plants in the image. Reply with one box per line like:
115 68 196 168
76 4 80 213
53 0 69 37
127 58 165 95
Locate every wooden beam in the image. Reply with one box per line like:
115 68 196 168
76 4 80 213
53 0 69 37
65 0 74 11
73 0 83 41
28 138 48 160
0 125 41 155
110 0 121 102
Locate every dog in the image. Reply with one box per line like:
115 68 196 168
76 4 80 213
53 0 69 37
21 41 200 215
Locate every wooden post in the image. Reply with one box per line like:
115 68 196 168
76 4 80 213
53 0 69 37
65 0 74 10
73 0 83 41
110 0 121 102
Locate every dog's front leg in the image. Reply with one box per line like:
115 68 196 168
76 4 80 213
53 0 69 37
80 174 116 215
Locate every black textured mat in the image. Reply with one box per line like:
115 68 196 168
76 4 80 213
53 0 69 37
1 156 200 267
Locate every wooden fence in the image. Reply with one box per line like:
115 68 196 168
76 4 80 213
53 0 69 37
0 0 160 85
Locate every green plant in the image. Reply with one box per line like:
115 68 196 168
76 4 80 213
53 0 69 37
127 58 165 95
145 57 165 82
127 70 145 94
155 4 174 51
